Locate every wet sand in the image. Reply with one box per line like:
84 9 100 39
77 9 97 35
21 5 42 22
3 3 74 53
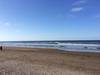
0 46 100 75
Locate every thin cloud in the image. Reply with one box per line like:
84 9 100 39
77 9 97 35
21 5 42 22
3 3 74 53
70 0 86 13
71 7 83 12
72 0 86 6
95 14 100 18
68 0 87 18
0 21 11 27
4 22 11 26
15 29 20 33
68 14 75 17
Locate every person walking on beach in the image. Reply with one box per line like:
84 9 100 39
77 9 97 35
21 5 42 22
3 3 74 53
0 46 3 51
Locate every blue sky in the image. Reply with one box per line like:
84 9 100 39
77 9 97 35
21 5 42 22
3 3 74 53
0 0 100 41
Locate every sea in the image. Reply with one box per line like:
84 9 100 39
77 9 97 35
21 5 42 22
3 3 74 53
0 40 100 53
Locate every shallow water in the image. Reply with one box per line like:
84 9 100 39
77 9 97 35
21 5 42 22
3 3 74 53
0 41 100 53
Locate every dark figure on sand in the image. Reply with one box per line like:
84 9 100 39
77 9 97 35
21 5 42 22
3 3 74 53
0 46 3 51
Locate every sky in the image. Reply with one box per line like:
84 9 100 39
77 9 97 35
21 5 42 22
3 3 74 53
0 0 100 41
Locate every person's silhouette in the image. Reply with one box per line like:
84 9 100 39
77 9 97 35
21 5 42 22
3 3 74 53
0 46 2 51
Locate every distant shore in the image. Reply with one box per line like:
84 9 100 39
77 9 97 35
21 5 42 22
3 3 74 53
0 46 100 75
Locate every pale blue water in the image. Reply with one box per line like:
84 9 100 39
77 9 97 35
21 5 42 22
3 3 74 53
0 41 100 53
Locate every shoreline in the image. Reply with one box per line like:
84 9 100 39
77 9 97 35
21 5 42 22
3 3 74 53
2 46 100 54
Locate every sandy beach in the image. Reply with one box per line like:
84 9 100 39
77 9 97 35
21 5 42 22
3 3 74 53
0 47 100 75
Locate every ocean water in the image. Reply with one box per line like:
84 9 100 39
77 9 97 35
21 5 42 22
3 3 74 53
0 41 100 53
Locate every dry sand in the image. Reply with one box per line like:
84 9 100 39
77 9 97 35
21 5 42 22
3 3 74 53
0 47 100 75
